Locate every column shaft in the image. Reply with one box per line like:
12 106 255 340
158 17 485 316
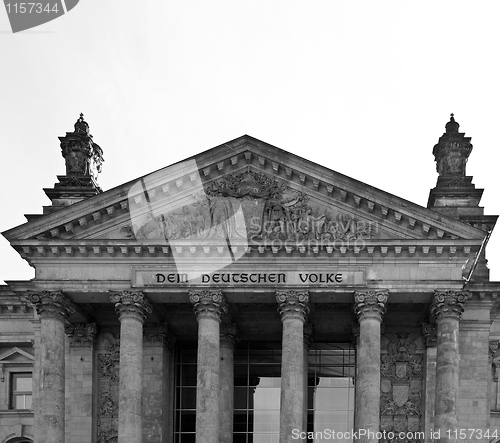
353 289 389 443
276 290 309 443
119 317 144 442
190 290 227 443
281 317 305 440
435 317 460 438
110 290 152 443
430 290 467 443
356 318 381 437
28 291 75 443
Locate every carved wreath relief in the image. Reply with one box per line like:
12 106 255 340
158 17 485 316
96 331 120 443
124 170 376 242
380 333 424 442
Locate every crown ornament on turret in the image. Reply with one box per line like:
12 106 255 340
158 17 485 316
40 114 105 214
432 113 472 177
59 113 104 184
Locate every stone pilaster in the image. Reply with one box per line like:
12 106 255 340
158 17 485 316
490 341 500 411
29 319 41 439
65 323 97 443
28 290 75 443
276 289 310 443
351 323 360 432
494 358 500 411
353 289 389 443
143 322 176 443
110 290 152 443
422 323 437 443
190 290 228 443
220 323 240 443
303 323 313 434
430 290 468 443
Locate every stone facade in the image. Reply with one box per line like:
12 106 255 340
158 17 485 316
1 116 500 443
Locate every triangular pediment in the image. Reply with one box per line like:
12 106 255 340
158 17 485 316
3 135 486 248
0 347 34 363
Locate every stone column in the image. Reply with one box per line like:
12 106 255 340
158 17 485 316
303 324 313 434
430 290 468 443
28 290 75 443
422 323 437 443
110 290 152 443
276 289 310 443
190 290 228 443
220 323 240 443
353 289 389 443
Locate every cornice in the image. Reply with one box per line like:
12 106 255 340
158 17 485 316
10 238 481 264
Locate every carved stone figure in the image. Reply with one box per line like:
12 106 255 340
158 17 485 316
59 113 104 182
127 169 377 242
96 331 120 442
379 332 423 438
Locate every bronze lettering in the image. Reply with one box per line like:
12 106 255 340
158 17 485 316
299 274 308 283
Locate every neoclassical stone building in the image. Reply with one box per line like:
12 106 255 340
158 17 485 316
1 114 500 443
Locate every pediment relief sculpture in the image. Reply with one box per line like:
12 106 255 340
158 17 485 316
122 170 376 242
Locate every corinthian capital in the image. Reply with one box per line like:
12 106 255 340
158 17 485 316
220 323 241 350
304 323 314 349
353 289 389 322
109 291 152 323
421 323 437 347
430 290 469 321
189 290 228 322
276 290 310 322
144 322 176 348
27 290 76 321
65 322 98 347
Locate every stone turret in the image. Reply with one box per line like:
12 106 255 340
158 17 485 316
428 114 480 216
40 114 104 215
428 114 497 281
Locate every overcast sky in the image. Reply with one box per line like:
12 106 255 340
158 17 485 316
1 1 499 283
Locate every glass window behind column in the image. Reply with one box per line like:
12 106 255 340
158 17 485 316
10 372 33 410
